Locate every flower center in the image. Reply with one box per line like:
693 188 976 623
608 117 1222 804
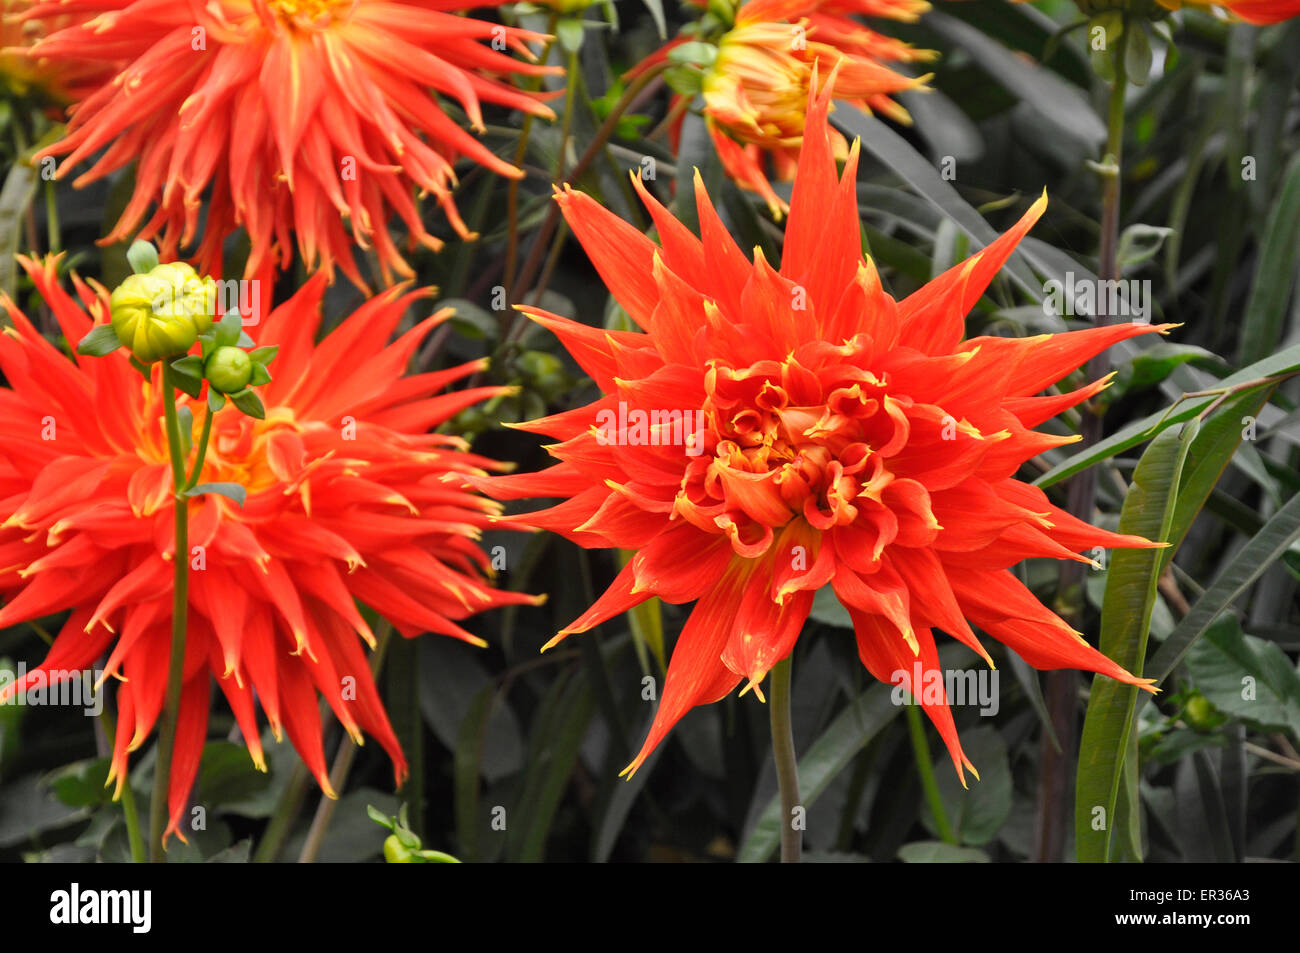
670 340 953 560
264 0 356 28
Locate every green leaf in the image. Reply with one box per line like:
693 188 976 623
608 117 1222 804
1124 20 1153 86
213 310 242 349
667 40 717 68
284 788 398 863
1035 345 1300 488
248 345 278 365
925 11 1107 146
0 158 38 300
1238 152 1300 366
0 774 93 848
366 804 395 831
1147 489 1300 682
171 370 203 400
207 389 226 412
76 325 123 357
591 716 662 863
48 758 113 809
126 239 159 275
808 583 853 629
738 683 900 863
170 354 203 378
928 726 1012 846
205 839 252 863
831 105 1042 300
453 682 495 864
248 362 271 387
1186 616 1300 739
1113 342 1217 395
195 741 272 806
898 841 990 863
618 549 665 672
228 388 265 420
1116 223 1173 271
556 17 585 54
128 355 152 381
413 849 461 863
1164 387 1275 561
419 638 523 786
639 0 667 39
1076 418 1197 863
512 673 594 863
186 482 246 507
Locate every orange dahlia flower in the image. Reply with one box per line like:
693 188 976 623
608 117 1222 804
641 0 932 217
19 0 557 288
1158 0 1300 21
0 256 541 840
0 0 106 104
477 76 1167 782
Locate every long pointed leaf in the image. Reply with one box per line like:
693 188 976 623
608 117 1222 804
1076 418 1197 862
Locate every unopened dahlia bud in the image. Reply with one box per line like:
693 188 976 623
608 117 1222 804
205 346 253 394
108 262 217 363
383 835 415 863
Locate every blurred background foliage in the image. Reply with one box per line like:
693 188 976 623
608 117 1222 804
2 0 1299 862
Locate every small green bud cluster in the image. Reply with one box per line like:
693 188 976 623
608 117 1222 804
77 240 276 419
368 804 461 864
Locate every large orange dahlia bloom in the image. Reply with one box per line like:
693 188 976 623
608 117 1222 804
478 78 1166 781
0 256 540 839
641 0 932 216
19 0 557 288
0 0 105 104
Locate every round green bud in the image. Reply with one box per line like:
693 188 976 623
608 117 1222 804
205 346 253 394
1183 695 1216 733
383 835 415 863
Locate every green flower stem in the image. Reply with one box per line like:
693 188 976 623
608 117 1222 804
185 405 214 489
148 363 191 861
552 46 581 183
506 61 668 343
253 760 312 863
297 621 394 864
502 12 558 310
44 179 60 255
769 656 801 863
97 703 146 863
1039 22 1131 863
906 701 956 845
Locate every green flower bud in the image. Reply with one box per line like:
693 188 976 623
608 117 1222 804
205 346 253 394
1183 695 1218 733
383 834 415 863
108 262 218 363
150 262 217 335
